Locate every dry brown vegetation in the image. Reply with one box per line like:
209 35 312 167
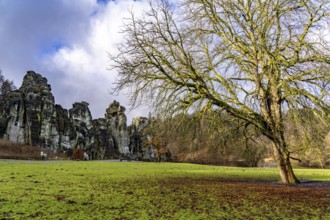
0 139 67 160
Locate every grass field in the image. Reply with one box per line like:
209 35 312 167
0 160 329 219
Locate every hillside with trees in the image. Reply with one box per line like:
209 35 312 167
142 111 330 168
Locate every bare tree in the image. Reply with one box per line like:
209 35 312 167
285 109 330 167
110 0 330 184
0 71 16 113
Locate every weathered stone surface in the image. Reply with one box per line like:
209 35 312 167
6 71 55 146
105 101 130 154
53 104 74 152
3 71 101 155
69 102 93 150
5 90 26 144
129 117 148 155
92 118 115 159
1 71 165 160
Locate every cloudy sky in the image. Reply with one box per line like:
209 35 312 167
0 0 151 122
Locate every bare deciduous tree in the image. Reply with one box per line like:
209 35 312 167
0 71 16 113
110 0 330 184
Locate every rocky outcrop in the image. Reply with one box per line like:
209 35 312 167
5 71 55 147
69 102 94 150
53 104 74 152
1 71 128 158
92 118 114 159
129 117 148 155
1 71 167 160
105 101 130 154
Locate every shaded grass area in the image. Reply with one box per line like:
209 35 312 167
0 160 329 219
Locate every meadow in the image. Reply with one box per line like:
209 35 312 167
0 160 329 219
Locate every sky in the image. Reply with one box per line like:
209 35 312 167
0 0 150 122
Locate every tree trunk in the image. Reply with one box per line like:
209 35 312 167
273 144 300 184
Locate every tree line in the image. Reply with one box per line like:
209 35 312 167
142 110 330 168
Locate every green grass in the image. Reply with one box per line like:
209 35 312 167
0 160 329 219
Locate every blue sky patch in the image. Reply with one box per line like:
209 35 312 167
38 41 66 59
97 0 110 5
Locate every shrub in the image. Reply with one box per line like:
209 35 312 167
0 139 67 160
65 148 73 157
72 149 84 160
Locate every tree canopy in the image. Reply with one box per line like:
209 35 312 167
110 0 330 184
0 71 16 113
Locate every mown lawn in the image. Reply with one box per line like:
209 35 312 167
0 160 329 219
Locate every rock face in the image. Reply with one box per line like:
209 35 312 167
92 118 114 159
129 117 148 155
1 71 172 161
1 71 139 159
5 71 55 147
69 102 94 150
105 101 130 154
53 104 74 152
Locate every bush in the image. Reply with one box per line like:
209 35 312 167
72 149 84 160
65 148 73 157
0 139 67 160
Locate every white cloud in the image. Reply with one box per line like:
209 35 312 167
45 0 150 120
0 0 151 122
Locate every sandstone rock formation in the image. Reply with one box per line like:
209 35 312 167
5 71 55 147
105 101 130 154
92 118 114 159
0 70 170 161
129 117 148 155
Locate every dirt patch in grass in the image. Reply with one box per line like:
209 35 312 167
154 177 330 219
